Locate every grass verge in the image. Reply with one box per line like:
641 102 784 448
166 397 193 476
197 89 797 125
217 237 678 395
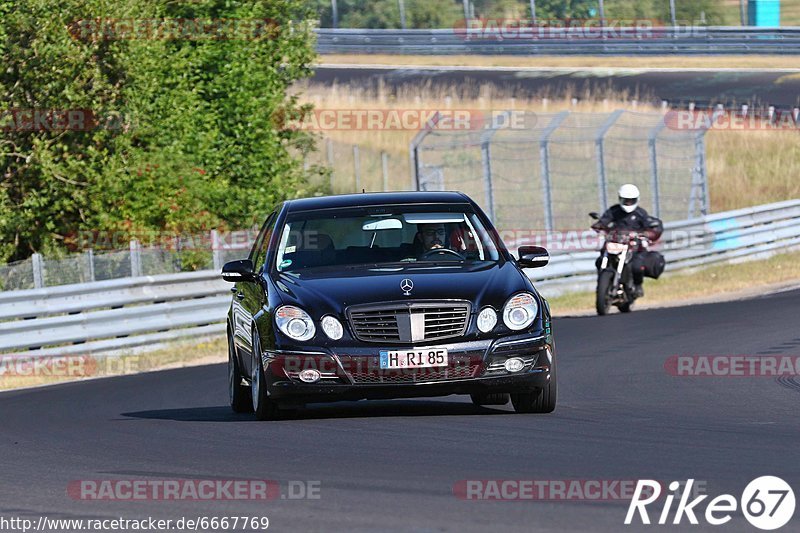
0 336 226 391
547 249 800 316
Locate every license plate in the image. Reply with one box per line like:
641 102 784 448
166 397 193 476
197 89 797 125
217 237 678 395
379 348 448 369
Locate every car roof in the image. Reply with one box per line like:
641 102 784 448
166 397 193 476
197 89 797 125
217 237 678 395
285 191 472 212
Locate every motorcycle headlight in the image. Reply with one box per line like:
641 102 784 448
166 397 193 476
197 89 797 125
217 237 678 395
502 293 538 331
476 307 498 333
321 315 344 340
275 306 316 341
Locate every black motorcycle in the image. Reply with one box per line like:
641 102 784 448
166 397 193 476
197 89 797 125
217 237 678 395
589 213 655 316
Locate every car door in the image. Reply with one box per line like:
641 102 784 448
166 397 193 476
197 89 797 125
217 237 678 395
235 211 277 376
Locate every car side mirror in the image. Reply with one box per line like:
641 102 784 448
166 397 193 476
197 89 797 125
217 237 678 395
517 246 550 269
589 212 600 220
222 259 256 282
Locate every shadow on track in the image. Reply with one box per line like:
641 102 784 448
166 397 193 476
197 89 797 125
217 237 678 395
122 400 515 422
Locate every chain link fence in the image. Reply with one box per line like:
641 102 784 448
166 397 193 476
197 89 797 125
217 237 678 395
411 110 708 232
2 111 708 291
0 232 254 291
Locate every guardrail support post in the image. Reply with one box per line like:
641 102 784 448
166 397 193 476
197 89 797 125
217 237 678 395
539 111 570 232
130 240 142 278
86 249 95 282
595 110 624 213
31 253 44 288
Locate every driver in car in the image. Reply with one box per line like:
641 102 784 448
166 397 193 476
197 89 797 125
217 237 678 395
420 223 447 251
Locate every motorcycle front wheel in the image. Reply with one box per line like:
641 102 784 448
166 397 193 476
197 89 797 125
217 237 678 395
595 270 615 316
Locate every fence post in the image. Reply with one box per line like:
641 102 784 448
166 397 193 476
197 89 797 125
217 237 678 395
409 112 441 191
31 252 44 288
353 145 361 192
211 230 222 271
691 130 710 217
86 249 95 282
648 120 667 219
480 140 495 222
539 111 570 232
130 240 142 277
595 110 624 213
381 151 390 191
326 138 334 192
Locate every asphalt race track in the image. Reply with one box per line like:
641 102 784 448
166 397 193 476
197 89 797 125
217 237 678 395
312 65 800 108
2 289 800 532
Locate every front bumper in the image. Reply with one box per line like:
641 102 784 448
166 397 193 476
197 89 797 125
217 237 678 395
261 332 553 403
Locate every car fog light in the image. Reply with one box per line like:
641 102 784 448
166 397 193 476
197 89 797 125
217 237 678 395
321 315 344 340
504 357 525 373
477 307 498 333
299 369 321 383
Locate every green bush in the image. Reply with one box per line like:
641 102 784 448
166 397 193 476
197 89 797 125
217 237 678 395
0 0 322 263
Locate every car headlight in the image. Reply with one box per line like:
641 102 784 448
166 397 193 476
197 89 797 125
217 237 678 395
321 315 344 340
275 306 316 341
476 307 498 333
502 293 538 331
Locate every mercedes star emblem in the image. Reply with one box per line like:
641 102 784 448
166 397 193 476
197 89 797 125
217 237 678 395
400 278 413 296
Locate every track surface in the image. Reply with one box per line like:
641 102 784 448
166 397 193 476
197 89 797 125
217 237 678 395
312 66 800 108
3 289 800 532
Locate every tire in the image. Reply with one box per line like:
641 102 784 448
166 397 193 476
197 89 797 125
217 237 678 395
251 330 280 421
511 348 557 414
228 331 252 413
470 393 510 406
595 270 615 316
617 302 632 313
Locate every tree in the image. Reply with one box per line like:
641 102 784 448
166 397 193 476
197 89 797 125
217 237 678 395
0 0 321 263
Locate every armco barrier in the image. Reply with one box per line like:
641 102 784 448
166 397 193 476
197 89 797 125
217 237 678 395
315 27 800 55
1 200 798 357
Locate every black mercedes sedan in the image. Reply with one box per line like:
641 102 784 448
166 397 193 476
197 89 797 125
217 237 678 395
222 191 556 420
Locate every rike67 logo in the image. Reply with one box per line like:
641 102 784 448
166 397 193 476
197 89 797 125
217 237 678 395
625 477 795 530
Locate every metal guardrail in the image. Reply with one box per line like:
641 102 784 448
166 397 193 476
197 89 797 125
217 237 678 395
316 27 800 55
531 199 800 295
1 200 798 357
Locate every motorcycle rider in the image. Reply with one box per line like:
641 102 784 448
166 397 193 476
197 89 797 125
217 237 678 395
591 184 662 298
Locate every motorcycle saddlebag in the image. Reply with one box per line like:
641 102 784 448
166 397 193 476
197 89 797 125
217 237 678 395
642 251 666 279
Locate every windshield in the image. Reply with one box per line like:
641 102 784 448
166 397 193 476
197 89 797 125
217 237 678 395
274 205 500 273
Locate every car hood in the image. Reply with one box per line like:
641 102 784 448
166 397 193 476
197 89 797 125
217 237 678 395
272 261 532 315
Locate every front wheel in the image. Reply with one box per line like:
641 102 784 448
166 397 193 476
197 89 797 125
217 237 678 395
595 270 615 316
511 348 557 414
228 332 252 413
251 330 280 421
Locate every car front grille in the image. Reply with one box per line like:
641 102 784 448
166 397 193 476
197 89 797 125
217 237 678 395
349 363 480 384
348 301 471 343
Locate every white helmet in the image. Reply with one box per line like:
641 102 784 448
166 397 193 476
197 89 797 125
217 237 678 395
618 184 640 214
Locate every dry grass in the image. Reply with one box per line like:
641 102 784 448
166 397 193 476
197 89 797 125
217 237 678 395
706 130 800 212
0 336 226 391
298 83 800 211
319 54 800 70
547 249 800 316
